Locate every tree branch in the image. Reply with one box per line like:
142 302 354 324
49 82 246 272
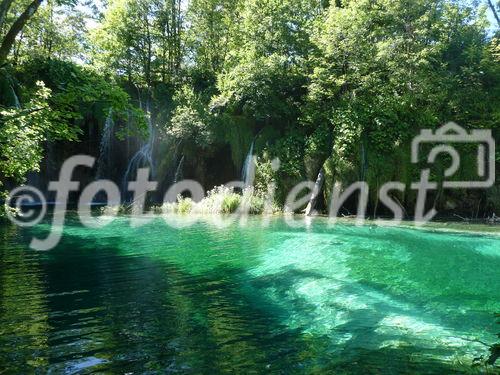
0 106 47 121
0 0 44 65
487 0 500 27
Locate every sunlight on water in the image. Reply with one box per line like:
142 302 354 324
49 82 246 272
0 215 498 373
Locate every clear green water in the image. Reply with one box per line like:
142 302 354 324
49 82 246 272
0 215 499 373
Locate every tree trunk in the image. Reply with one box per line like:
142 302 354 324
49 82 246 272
0 0 43 65
0 0 15 32
305 168 326 216
487 0 500 27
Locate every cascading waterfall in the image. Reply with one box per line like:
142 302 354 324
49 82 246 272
126 111 132 158
157 139 182 196
241 140 256 187
45 140 56 200
172 140 182 167
122 104 156 200
96 110 115 180
174 155 185 183
11 86 20 109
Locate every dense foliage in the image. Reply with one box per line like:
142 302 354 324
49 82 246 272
0 0 499 218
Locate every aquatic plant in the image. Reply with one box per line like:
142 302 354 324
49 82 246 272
152 186 272 216
193 185 235 215
177 197 194 215
221 193 241 214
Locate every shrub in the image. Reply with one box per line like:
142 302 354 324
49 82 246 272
194 185 234 214
249 195 265 214
177 197 194 214
154 186 280 216
159 203 177 214
221 194 242 214
0 204 15 221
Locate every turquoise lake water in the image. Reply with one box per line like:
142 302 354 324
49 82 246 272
0 215 499 373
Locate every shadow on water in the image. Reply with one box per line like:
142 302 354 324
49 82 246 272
0 222 496 374
247 267 495 373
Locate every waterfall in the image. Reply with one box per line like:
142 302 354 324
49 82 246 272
174 155 185 183
96 110 115 180
126 111 131 157
11 86 20 109
122 104 156 200
241 140 256 187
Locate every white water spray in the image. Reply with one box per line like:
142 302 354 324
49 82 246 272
96 110 115 180
11 86 20 109
174 155 185 183
241 140 256 187
122 104 156 199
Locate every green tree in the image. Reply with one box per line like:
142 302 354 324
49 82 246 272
0 81 78 185
0 0 80 65
301 0 499 213
185 0 240 77
90 0 183 88
10 0 88 64
0 58 138 189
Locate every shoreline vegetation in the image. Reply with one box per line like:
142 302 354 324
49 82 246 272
3 184 500 234
95 184 500 236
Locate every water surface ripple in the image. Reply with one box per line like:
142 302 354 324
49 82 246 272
0 215 499 373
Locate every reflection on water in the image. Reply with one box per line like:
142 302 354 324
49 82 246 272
0 215 499 373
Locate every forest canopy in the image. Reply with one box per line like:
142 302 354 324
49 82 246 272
0 0 499 216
